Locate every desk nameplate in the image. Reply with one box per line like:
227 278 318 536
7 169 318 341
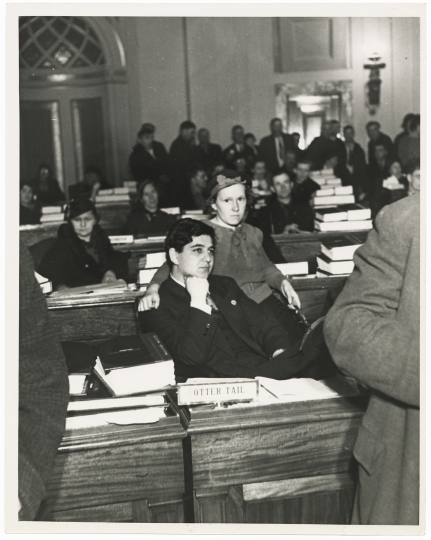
178 379 259 406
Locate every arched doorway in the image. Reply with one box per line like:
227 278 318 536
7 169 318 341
19 16 127 193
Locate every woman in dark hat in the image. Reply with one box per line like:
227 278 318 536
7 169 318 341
37 199 129 290
33 164 65 206
140 169 305 345
20 180 41 226
124 179 175 236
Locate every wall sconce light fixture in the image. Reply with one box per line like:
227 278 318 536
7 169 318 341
364 52 386 115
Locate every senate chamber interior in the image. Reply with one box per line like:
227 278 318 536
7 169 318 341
15 12 422 528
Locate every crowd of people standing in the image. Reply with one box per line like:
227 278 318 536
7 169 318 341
127 114 420 218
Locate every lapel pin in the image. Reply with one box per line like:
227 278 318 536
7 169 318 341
231 300 237 306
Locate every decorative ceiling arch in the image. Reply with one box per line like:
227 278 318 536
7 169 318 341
19 16 126 86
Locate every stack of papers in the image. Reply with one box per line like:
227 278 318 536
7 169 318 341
256 376 359 403
50 279 128 298
65 406 166 430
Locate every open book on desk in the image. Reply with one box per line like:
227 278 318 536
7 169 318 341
63 334 175 398
50 279 128 298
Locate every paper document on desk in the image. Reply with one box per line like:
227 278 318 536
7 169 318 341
66 406 166 430
257 376 359 403
50 279 128 297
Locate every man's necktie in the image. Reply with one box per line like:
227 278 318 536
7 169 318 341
277 137 285 166
206 293 218 311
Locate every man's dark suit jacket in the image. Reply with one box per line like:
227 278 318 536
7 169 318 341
128 141 169 183
255 197 314 235
367 132 396 168
338 142 368 196
306 136 337 171
194 142 222 171
169 136 198 207
139 275 310 380
258 133 295 174
222 143 255 170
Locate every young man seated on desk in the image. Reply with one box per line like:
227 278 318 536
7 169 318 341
254 171 315 235
139 218 335 381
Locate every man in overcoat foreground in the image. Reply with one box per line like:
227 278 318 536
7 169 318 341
139 219 334 381
324 194 420 525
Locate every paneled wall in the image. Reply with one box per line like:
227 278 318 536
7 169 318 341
118 16 420 164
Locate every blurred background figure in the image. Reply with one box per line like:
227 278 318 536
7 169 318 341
169 120 197 208
291 159 321 204
20 180 41 226
125 179 175 236
187 163 209 211
255 172 314 235
368 143 392 216
128 123 170 186
291 132 306 162
366 121 396 169
244 132 259 165
223 124 255 173
33 164 65 206
194 128 222 173
405 158 420 197
306 121 336 171
258 118 295 175
68 165 110 202
283 149 297 180
398 114 420 169
394 113 416 157
339 125 368 201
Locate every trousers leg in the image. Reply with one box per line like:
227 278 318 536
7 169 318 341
259 293 306 346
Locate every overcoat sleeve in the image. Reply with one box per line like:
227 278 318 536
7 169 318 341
19 242 69 520
324 199 420 407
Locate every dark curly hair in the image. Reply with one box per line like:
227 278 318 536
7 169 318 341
165 218 216 269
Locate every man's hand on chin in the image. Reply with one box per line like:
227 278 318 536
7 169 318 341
185 276 210 304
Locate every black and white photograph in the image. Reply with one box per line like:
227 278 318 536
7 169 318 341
6 2 424 533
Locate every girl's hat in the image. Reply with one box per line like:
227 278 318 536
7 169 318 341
64 198 98 221
206 169 250 198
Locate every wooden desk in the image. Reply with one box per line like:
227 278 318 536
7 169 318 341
20 204 132 248
46 276 342 342
40 407 190 522
20 223 60 247
97 202 132 235
181 394 367 524
47 290 144 341
273 231 370 268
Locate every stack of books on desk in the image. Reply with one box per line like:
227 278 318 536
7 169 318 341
316 235 362 277
63 333 175 430
64 333 175 398
161 206 181 215
314 204 373 232
134 234 167 245
66 393 168 430
275 261 309 278
309 169 343 188
137 252 166 286
180 212 211 221
40 205 65 223
95 187 131 205
34 271 52 294
313 184 355 208
122 180 137 194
